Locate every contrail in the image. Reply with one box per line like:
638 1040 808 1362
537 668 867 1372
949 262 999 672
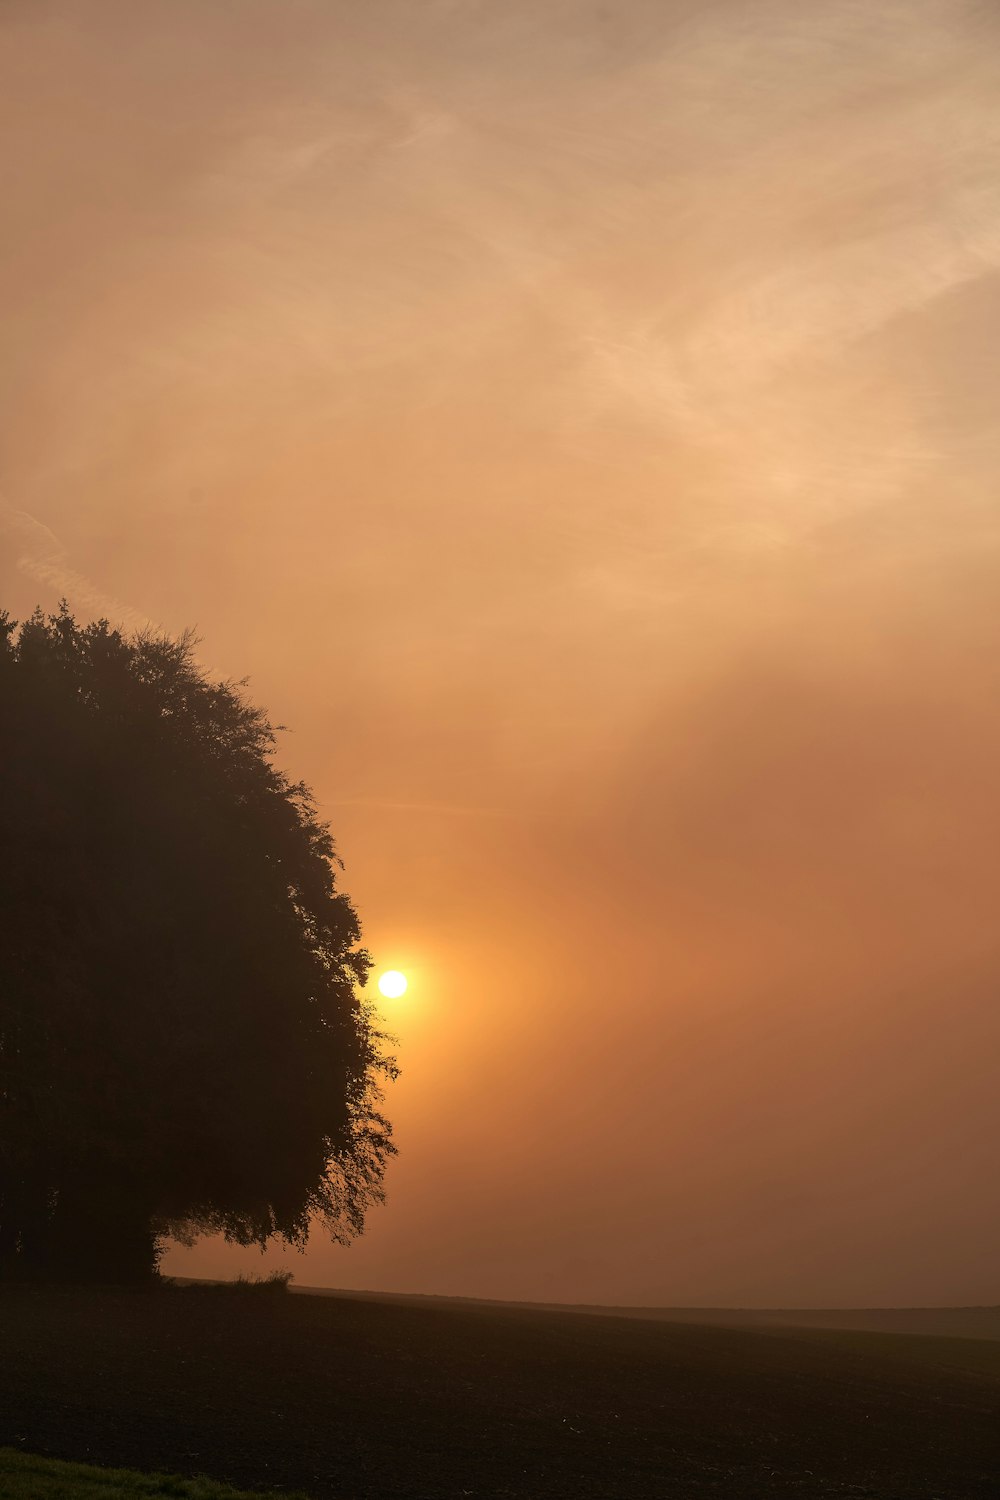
321 796 520 821
1 500 156 634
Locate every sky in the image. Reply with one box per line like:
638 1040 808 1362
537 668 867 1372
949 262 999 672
4 0 1000 1307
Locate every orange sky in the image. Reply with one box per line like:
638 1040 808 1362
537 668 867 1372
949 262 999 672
4 0 1000 1307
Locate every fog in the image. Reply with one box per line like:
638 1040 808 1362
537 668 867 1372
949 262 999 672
4 0 1000 1305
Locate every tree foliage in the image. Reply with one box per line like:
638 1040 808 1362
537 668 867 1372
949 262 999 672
0 605 395 1280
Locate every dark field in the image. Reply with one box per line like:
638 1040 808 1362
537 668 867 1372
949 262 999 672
2 1285 999 1500
296 1285 1000 1343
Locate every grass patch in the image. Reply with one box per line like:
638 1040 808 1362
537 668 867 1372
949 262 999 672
0 1447 310 1499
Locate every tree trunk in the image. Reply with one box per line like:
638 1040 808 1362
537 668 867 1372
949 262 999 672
6 1171 159 1283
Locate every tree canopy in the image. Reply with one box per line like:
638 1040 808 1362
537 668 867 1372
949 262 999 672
0 605 395 1281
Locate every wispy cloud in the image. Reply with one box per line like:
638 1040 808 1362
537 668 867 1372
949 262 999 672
0 502 154 633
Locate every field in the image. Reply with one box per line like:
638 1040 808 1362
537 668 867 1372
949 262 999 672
1 1283 998 1499
296 1284 1000 1342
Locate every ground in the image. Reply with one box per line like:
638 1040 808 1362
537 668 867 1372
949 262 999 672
1 1283 998 1498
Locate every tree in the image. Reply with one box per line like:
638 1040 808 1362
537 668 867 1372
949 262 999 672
0 605 396 1281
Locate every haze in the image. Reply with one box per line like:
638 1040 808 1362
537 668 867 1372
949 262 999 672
3 0 1000 1308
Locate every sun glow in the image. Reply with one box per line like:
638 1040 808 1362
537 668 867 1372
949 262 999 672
377 970 408 999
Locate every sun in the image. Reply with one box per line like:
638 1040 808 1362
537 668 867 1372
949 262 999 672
377 970 408 999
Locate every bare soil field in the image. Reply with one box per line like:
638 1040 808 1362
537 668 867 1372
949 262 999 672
295 1285 1000 1342
2 1283 998 1498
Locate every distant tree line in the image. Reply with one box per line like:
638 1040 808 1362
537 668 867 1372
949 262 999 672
0 605 395 1281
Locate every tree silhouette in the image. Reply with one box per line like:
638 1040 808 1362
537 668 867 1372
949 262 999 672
0 605 395 1281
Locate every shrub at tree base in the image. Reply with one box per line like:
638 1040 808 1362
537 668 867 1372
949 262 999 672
0 606 396 1282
